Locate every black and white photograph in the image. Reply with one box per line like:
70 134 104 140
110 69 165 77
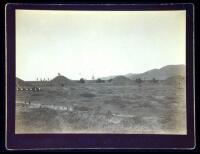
14 9 187 135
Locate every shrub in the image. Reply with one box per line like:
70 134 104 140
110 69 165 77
79 78 85 83
135 78 142 83
152 78 158 83
96 78 105 83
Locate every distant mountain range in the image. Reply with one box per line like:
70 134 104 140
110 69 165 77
16 65 185 87
101 64 185 80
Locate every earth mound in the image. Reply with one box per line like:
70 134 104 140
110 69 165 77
111 76 134 85
50 75 74 86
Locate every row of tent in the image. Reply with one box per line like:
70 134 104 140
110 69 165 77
16 87 41 91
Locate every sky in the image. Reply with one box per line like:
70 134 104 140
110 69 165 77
16 10 186 81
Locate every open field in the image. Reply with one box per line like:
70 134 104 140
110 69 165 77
16 82 186 134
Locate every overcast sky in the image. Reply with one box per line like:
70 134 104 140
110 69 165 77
16 10 186 81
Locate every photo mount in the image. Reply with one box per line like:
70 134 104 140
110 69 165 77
5 3 195 150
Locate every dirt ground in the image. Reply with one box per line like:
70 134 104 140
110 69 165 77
15 82 186 134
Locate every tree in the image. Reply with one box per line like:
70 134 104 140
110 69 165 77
96 78 105 83
136 78 142 84
135 78 143 87
79 78 85 83
152 78 158 83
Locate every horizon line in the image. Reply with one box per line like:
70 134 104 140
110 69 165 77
16 64 185 81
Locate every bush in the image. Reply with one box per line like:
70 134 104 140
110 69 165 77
152 78 158 83
96 78 105 83
135 78 142 83
79 78 85 83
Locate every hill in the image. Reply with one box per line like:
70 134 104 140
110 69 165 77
126 64 185 80
50 75 74 86
111 76 134 85
100 65 185 81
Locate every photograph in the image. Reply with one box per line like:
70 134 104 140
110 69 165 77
15 9 187 134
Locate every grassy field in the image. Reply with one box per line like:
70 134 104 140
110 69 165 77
15 82 186 134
